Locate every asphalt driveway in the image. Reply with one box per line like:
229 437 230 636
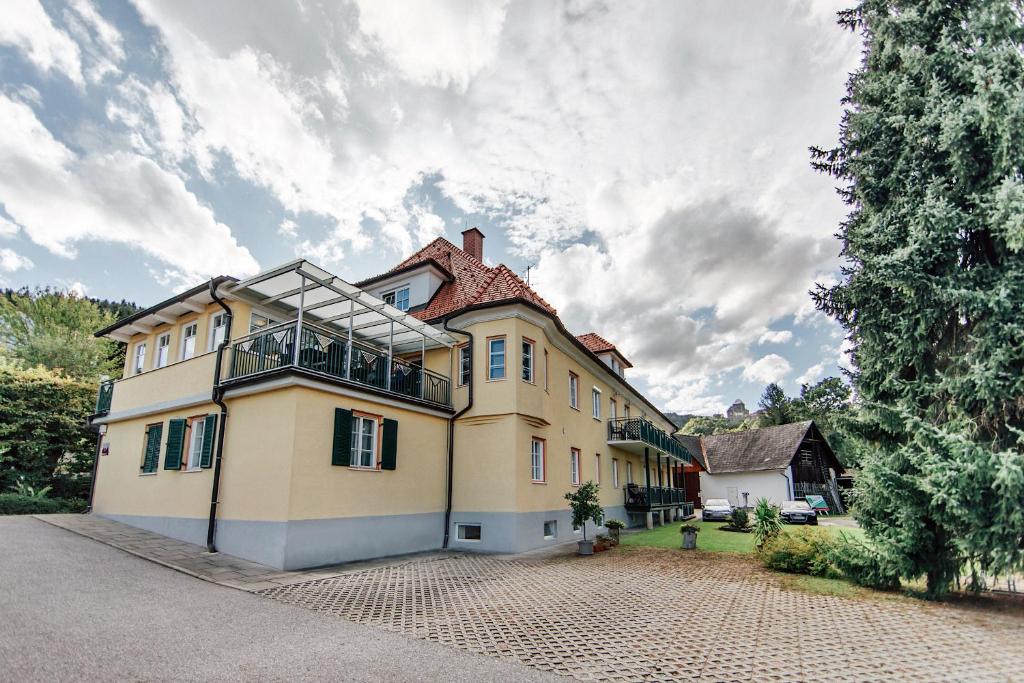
0 516 557 682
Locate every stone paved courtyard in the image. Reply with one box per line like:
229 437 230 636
260 548 1024 682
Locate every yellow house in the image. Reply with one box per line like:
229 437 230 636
90 229 692 569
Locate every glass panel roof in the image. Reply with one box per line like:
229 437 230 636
229 259 456 353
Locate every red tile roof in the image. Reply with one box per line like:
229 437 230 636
360 237 557 322
575 332 632 367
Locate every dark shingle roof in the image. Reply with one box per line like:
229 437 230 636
699 421 815 474
673 434 704 467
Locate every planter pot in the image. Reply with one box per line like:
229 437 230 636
609 528 620 543
681 530 698 550
577 540 594 556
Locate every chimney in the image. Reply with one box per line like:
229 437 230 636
461 227 485 261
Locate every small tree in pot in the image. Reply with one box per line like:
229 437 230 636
565 481 604 555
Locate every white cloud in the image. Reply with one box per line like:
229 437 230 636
0 94 258 284
742 354 792 385
1 0 83 85
0 216 20 238
795 362 825 387
354 0 509 91
759 329 794 345
0 248 33 273
278 219 298 238
106 0 859 410
63 0 125 82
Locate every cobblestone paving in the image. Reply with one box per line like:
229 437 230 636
259 549 1024 682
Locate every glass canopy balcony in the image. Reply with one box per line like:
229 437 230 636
221 260 456 409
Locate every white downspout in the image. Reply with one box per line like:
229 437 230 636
780 467 794 501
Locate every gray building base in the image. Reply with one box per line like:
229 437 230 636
100 512 445 570
448 505 632 554
100 505 642 569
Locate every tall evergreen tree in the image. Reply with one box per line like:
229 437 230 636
812 0 1024 596
757 383 794 426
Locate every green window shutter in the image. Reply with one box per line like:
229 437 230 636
142 423 162 473
381 418 398 470
332 408 352 466
200 414 218 469
164 419 186 470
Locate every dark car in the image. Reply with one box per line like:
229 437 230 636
701 498 733 521
780 500 818 525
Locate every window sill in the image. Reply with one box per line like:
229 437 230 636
570 406 580 412
138 472 157 477
348 466 381 472
486 377 507 382
181 468 205 474
531 480 546 485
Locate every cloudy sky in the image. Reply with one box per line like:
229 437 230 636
0 0 861 415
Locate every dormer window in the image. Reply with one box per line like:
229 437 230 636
383 287 410 312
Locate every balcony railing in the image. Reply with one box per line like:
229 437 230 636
225 320 451 408
95 379 114 414
607 417 690 460
624 484 687 510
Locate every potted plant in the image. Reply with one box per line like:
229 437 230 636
605 518 625 543
679 523 700 549
564 481 604 556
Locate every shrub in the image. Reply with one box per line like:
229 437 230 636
727 507 749 530
604 519 625 530
828 533 901 591
0 493 65 515
752 497 783 548
0 494 87 515
760 527 839 578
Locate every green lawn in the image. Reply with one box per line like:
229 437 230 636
619 519 864 554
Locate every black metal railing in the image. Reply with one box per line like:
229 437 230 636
95 379 114 414
624 484 687 510
607 417 691 461
226 320 451 407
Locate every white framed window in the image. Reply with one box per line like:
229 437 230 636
531 438 545 482
592 387 601 419
627 461 633 484
209 312 227 351
350 415 378 468
181 322 198 360
155 332 171 369
612 458 620 489
249 311 281 333
568 372 579 409
521 339 534 383
186 417 206 470
570 447 581 486
458 344 471 386
133 342 146 375
543 520 557 539
383 287 410 312
456 523 482 541
488 337 506 380
610 399 617 420
594 454 601 485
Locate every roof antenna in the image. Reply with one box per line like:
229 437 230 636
523 263 536 285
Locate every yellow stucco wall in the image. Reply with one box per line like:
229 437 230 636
286 386 449 520
450 311 682 515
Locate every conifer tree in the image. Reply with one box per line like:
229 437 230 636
812 0 1024 596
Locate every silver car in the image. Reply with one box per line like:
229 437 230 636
701 498 733 521
780 500 818 525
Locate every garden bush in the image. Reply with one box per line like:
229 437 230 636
760 527 838 578
0 493 87 515
752 497 782 548
828 533 901 591
726 507 749 530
